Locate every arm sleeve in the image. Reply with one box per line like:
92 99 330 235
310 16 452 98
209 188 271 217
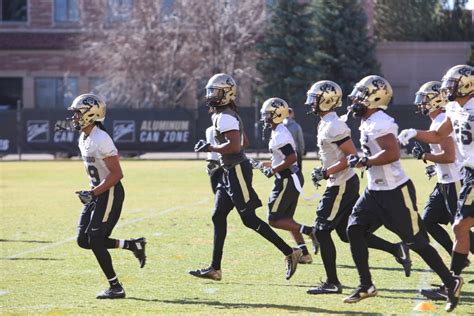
98 134 118 158
279 143 296 157
332 135 351 146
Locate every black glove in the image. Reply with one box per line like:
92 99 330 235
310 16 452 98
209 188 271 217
412 142 427 162
311 167 327 188
206 160 221 176
194 139 210 152
425 165 436 179
263 167 274 178
75 190 95 205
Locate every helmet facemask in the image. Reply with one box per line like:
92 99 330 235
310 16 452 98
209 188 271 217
440 78 459 102
305 94 323 115
205 88 225 107
260 111 274 129
348 86 369 118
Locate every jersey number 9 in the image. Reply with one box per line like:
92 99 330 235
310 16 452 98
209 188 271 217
87 165 101 186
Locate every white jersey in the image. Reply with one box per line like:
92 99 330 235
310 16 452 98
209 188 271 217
317 112 355 187
445 98 474 169
360 111 408 190
78 126 118 187
205 125 219 161
269 124 298 169
429 112 464 183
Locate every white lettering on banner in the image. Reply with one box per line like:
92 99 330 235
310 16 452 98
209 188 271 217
0 139 9 151
26 120 49 142
54 131 75 142
140 120 189 131
140 131 161 142
53 120 75 143
139 120 190 143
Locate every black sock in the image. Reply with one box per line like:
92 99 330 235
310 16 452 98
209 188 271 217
298 244 309 256
451 251 468 275
300 225 313 236
108 276 121 289
347 225 372 287
315 230 340 285
365 233 397 255
424 221 453 255
123 240 135 251
412 244 454 288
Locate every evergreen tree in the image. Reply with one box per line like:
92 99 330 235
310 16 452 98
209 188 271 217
312 0 380 101
256 0 319 104
375 0 443 41
375 0 473 41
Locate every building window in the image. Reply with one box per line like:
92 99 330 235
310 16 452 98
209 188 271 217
108 0 133 22
35 77 78 108
0 78 22 110
54 0 80 23
1 0 27 22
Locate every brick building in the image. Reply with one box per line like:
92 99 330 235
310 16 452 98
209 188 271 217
0 0 471 110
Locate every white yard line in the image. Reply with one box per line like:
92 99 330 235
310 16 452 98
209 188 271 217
4 198 209 259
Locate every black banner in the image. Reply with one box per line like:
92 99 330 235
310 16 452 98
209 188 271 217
0 106 429 156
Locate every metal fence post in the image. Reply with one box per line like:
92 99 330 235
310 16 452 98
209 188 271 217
16 100 22 161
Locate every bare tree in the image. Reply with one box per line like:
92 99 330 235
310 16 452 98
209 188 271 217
80 0 266 109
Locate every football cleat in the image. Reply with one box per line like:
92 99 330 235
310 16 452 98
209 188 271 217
394 242 412 277
419 285 447 301
189 266 222 281
96 286 126 299
307 281 342 295
285 248 302 280
309 232 320 255
343 284 377 303
131 237 147 268
299 254 313 264
446 274 463 312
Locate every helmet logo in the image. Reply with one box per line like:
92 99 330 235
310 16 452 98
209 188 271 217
431 83 441 93
83 97 98 107
372 79 386 90
319 83 335 93
458 67 471 77
225 78 234 87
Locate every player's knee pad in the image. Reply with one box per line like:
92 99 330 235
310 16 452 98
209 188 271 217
77 235 90 249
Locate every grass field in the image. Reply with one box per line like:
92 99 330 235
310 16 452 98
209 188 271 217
0 159 473 315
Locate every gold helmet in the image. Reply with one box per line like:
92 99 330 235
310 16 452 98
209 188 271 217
414 81 446 116
68 94 106 130
440 64 473 101
305 80 342 114
348 75 392 117
260 97 289 128
205 73 237 107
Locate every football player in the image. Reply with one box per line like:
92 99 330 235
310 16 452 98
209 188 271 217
190 74 302 281
304 80 411 296
344 76 462 312
70 94 146 299
399 64 473 306
409 81 471 301
256 97 315 264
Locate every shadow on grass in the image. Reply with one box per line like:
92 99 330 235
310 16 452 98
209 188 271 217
0 239 52 243
0 257 63 261
336 264 474 276
126 297 383 314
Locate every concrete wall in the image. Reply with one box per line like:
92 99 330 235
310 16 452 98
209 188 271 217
376 41 472 105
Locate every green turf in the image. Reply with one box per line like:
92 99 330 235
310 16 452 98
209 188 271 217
0 159 472 314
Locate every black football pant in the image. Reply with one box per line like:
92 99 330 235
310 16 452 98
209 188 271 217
77 182 124 281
